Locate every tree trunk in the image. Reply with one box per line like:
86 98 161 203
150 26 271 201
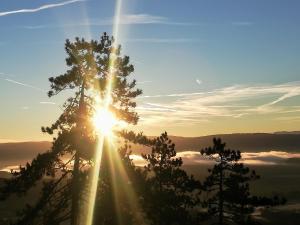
219 165 224 225
71 151 80 225
71 81 85 225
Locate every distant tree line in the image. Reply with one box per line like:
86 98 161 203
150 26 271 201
0 33 285 225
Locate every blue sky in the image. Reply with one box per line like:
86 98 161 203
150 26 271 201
0 0 300 141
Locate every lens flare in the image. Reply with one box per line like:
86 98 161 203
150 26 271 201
105 140 146 224
85 1 123 225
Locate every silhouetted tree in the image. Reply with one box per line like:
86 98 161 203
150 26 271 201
142 132 201 225
201 138 285 225
92 141 150 225
0 32 142 225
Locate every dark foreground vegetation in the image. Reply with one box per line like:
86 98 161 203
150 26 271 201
0 33 287 225
0 134 287 225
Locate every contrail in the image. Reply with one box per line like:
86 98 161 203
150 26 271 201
39 101 56 105
0 0 85 17
1 77 44 92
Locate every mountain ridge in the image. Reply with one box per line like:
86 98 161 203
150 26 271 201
1 132 300 161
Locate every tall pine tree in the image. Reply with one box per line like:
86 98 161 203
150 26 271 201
0 32 142 225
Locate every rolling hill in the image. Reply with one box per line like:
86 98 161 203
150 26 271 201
131 132 300 153
0 132 300 162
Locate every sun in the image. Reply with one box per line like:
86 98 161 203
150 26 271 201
92 108 118 136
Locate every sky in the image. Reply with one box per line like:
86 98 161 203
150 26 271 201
0 0 300 141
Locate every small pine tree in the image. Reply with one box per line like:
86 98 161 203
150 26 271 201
201 138 285 225
142 132 200 225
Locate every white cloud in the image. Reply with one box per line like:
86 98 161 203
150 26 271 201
129 155 146 167
141 92 204 98
3 150 299 172
0 0 85 17
126 38 200 44
136 106 176 112
130 150 300 166
196 79 202 85
80 14 170 26
117 14 196 26
91 13 198 26
137 82 300 126
118 14 167 25
241 151 300 165
0 165 20 172
264 87 300 106
40 101 56 105
22 13 198 29
137 80 152 84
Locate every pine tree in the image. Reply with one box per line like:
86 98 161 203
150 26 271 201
92 141 149 225
0 32 142 225
142 132 200 225
201 138 241 225
201 138 285 225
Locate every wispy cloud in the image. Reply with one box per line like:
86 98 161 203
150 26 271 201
196 79 202 85
141 92 204 98
130 150 300 166
137 82 300 126
117 14 167 25
1 77 44 92
141 82 300 102
137 103 177 112
0 165 20 173
39 101 56 105
21 106 29 110
126 38 201 44
241 151 300 165
264 87 300 106
22 13 198 29
0 0 85 17
116 14 197 26
2 149 299 171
